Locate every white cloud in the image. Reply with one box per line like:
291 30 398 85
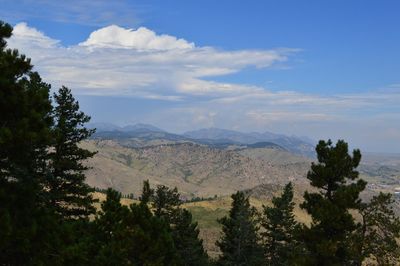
176 79 263 95
12 22 59 48
8 23 291 98
80 25 194 50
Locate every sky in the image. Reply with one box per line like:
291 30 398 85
1 0 400 153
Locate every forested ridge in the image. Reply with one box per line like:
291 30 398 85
1 20 399 265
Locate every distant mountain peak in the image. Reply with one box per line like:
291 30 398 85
121 123 165 133
184 127 315 157
89 122 165 133
88 122 121 131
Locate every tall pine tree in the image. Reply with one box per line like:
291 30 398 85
300 139 366 265
217 191 263 266
261 182 300 265
91 188 132 265
147 182 210 265
0 20 59 264
48 86 96 219
172 208 209 265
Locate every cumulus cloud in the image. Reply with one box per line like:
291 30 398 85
80 25 194 50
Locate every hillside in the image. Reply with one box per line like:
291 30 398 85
84 138 400 198
83 140 311 197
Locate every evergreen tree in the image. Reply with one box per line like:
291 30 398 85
151 183 210 265
139 179 154 205
261 182 300 265
217 191 263 266
354 192 400 265
48 86 96 219
300 139 366 265
153 184 181 220
127 202 179 265
92 188 131 265
172 208 210 266
0 20 59 264
57 218 94 265
92 188 179 265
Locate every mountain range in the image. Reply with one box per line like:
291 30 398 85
89 123 316 157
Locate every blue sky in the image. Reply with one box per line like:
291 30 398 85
1 0 400 152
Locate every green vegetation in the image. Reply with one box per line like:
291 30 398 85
92 188 179 265
1 19 400 265
217 191 264 265
356 192 400 264
261 182 301 265
149 182 210 265
0 20 57 264
300 140 367 264
48 86 97 219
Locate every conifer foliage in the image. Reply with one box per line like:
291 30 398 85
91 188 179 265
149 182 210 265
300 139 367 264
0 20 56 264
261 182 300 265
172 208 209 266
49 86 97 219
217 191 264 266
356 192 400 265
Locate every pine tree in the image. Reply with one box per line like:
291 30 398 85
0 20 59 264
48 86 96 219
92 188 179 265
261 182 300 265
127 202 179 265
153 184 181 220
217 191 264 266
92 188 131 265
354 192 400 265
300 139 366 265
139 179 154 204
151 183 210 265
172 208 210 266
